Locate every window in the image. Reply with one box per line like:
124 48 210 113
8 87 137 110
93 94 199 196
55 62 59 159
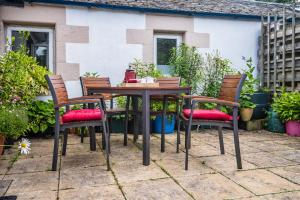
154 34 182 75
6 26 54 71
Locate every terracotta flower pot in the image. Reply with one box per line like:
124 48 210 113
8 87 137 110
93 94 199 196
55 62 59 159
286 120 300 137
0 135 5 155
240 108 254 122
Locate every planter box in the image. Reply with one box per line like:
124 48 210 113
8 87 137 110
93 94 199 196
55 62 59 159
251 92 271 120
266 109 285 133
153 115 175 134
286 121 300 137
239 119 266 131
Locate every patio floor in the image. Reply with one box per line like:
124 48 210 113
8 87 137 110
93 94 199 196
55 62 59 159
0 129 299 200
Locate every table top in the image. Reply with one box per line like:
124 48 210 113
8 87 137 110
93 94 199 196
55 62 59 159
87 86 191 90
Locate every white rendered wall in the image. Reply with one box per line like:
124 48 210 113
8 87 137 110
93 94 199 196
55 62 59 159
65 8 145 97
194 17 261 74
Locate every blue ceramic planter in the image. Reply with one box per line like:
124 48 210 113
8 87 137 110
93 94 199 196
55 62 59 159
153 115 175 134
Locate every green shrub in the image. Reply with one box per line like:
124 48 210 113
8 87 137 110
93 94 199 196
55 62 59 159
27 100 56 134
272 91 300 121
200 52 234 97
0 33 49 108
131 59 163 78
240 58 258 109
0 107 28 139
169 43 203 94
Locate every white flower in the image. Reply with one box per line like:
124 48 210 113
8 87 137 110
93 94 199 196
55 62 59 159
18 138 31 155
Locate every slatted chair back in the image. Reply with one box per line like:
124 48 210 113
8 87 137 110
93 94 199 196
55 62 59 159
218 74 247 103
157 77 181 87
45 75 69 106
80 77 111 96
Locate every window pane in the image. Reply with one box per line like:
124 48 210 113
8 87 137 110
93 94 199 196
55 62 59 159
156 38 177 65
11 31 49 69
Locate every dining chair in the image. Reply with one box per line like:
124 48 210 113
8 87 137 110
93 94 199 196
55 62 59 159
180 74 246 170
80 77 128 149
45 75 110 171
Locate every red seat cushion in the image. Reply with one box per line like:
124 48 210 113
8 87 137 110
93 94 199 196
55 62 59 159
62 109 102 123
183 109 234 121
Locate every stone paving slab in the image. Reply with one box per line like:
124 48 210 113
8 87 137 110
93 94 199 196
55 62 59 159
122 178 194 200
268 165 300 185
0 159 11 175
4 171 58 193
176 173 253 200
241 191 300 200
242 152 298 168
7 156 52 174
5 189 57 200
270 150 300 163
202 154 257 174
59 185 124 200
59 165 115 189
111 159 168 184
154 156 215 178
60 151 106 170
226 169 300 195
0 180 12 196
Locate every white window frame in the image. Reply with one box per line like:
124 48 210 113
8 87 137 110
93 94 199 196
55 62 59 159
6 26 54 72
154 34 182 67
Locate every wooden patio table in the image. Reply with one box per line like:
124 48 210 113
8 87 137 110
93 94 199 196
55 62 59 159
87 86 191 166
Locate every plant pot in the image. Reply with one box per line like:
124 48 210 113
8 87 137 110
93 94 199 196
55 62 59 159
286 121 300 137
0 135 5 155
110 118 126 133
153 115 175 134
266 109 285 133
240 108 253 122
251 92 271 120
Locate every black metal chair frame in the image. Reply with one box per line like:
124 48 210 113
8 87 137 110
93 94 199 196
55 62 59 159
180 74 246 170
80 77 129 150
45 75 110 171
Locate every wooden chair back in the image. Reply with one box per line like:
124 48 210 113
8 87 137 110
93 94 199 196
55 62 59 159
45 75 69 106
218 74 247 102
80 77 111 96
157 77 181 87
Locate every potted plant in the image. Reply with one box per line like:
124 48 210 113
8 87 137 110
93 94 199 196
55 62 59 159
251 87 271 120
0 107 28 154
240 58 258 121
266 108 285 133
151 101 176 134
272 91 300 136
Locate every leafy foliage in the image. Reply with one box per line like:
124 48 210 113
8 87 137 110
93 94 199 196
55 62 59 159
0 107 28 139
83 72 100 77
131 59 163 78
272 91 300 121
169 43 203 94
0 32 49 108
27 100 56 133
240 58 258 109
200 51 234 97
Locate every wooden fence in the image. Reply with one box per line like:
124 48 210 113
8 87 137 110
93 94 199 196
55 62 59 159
260 6 300 92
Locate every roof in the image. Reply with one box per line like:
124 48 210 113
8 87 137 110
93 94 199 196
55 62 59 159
27 0 297 19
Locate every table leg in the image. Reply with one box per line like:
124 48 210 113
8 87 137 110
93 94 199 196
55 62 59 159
161 96 167 152
133 96 139 142
142 91 150 166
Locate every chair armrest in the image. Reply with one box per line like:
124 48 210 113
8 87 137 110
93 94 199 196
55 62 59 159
191 97 240 107
72 95 104 100
182 95 214 99
55 98 102 108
